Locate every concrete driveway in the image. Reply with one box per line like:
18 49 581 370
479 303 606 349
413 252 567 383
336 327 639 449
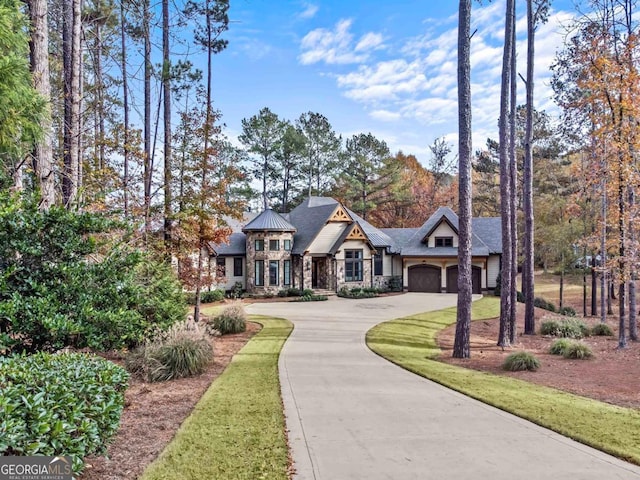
247 293 640 480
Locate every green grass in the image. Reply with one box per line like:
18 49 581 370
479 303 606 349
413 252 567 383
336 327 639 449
366 296 640 465
141 315 293 480
200 304 225 317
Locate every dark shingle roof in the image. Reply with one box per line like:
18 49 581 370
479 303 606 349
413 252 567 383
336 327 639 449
288 197 343 254
346 209 396 249
472 217 502 253
242 209 296 232
211 232 246 256
399 207 497 257
381 228 419 252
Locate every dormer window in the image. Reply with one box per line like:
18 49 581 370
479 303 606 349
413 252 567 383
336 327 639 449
435 237 453 247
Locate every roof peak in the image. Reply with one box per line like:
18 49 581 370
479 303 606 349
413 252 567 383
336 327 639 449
242 209 296 232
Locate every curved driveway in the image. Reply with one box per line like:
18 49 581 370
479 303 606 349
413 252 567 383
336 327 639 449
247 294 640 480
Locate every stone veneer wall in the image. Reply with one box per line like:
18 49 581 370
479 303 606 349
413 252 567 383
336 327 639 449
336 257 373 290
245 231 294 294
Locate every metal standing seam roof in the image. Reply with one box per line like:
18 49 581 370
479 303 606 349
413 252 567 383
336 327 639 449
242 209 297 232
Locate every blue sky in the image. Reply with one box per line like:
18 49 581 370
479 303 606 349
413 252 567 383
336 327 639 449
211 0 580 164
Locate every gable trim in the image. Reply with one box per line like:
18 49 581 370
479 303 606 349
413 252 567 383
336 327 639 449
328 204 353 223
422 215 458 244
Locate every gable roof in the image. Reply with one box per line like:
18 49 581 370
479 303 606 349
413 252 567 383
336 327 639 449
288 197 349 254
472 217 502 254
242 209 296 233
400 207 498 257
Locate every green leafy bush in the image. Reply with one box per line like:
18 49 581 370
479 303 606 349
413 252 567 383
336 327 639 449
0 197 185 353
277 289 289 297
186 289 224 304
540 318 588 339
540 320 561 336
563 342 593 359
227 282 244 299
337 287 378 299
388 276 403 292
0 352 129 474
591 323 613 336
302 288 314 297
126 320 212 382
502 351 540 372
549 338 572 355
292 295 328 302
211 304 247 334
534 297 556 312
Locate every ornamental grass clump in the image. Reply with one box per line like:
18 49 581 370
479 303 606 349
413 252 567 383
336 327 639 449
211 304 247 335
126 319 212 382
562 342 593 360
591 323 613 336
540 318 589 339
549 338 572 355
502 351 540 372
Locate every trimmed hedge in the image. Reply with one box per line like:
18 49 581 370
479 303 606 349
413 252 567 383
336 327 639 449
0 352 129 474
186 289 224 304
291 295 328 302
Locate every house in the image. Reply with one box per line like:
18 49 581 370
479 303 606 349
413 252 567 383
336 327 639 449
210 197 502 294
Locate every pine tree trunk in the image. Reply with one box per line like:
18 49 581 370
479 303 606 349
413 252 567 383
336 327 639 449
62 0 81 208
121 1 130 217
143 0 152 234
600 178 607 323
163 0 173 251
508 18 518 344
523 0 536 335
28 0 55 209
628 188 637 340
453 0 472 359
618 166 627 348
498 0 515 347
591 257 597 316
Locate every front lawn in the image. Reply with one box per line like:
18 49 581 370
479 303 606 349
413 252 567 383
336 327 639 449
366 297 640 465
141 315 293 480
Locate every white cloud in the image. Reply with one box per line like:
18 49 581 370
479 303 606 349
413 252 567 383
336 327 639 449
370 109 402 122
298 3 319 20
355 32 384 52
299 19 384 65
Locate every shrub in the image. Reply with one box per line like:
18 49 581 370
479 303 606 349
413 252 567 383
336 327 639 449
277 289 289 297
559 306 577 317
541 318 588 338
549 338 572 355
563 342 593 359
211 304 247 334
591 323 614 336
388 276 403 292
292 295 328 302
302 288 314 297
0 197 186 353
0 352 129 474
337 286 378 299
286 287 302 297
228 282 244 299
502 351 540 372
126 320 213 382
534 296 556 312
201 290 224 304
540 320 561 336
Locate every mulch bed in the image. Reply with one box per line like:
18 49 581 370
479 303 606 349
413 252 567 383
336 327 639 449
79 322 261 480
438 305 640 409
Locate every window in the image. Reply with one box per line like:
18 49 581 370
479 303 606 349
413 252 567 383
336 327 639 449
233 257 243 277
435 237 454 247
216 257 226 277
345 249 363 282
255 239 264 251
374 253 383 276
269 239 280 251
284 239 292 251
255 260 264 286
269 260 279 286
283 260 291 286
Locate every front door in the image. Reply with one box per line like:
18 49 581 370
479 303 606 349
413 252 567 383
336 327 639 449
312 259 319 288
312 258 326 289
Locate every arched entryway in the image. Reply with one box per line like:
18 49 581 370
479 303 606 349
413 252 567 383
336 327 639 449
446 265 482 294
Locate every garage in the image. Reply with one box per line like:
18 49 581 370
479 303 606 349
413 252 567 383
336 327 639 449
408 265 441 293
446 265 482 294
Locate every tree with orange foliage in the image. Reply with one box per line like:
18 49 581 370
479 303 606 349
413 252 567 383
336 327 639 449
553 0 640 347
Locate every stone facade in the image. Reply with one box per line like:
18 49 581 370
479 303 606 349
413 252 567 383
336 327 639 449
245 231 294 294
